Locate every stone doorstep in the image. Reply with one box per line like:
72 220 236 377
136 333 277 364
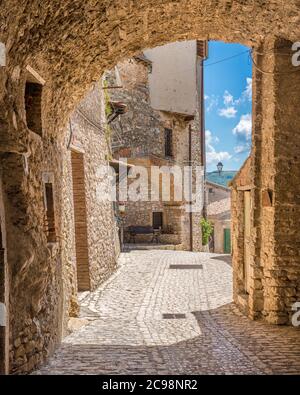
124 243 181 251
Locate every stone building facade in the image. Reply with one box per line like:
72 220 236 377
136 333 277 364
106 42 206 251
1 0 300 375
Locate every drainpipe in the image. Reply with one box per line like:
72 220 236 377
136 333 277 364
197 48 207 220
189 125 193 251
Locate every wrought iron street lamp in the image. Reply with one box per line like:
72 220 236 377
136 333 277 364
217 162 224 175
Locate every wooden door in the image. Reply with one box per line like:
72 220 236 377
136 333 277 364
244 191 251 294
153 212 163 230
71 151 91 291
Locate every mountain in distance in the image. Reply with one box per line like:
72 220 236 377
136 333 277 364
206 171 238 188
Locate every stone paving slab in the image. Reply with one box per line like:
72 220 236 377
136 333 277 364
35 250 300 375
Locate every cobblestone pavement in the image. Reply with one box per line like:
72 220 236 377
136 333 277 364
35 250 300 375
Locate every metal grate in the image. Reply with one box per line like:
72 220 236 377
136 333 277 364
169 264 203 270
162 314 186 320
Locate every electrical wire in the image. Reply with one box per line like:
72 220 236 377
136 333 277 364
204 43 297 67
204 49 250 67
203 46 300 75
250 50 300 75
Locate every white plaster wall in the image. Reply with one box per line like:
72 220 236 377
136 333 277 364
144 41 197 115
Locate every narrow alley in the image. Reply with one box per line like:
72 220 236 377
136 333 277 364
35 250 300 375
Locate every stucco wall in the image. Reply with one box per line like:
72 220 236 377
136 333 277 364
144 41 197 115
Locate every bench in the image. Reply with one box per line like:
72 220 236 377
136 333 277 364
127 226 161 244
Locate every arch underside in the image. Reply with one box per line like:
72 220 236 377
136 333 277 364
0 0 300 374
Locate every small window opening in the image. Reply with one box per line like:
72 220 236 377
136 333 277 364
153 212 163 230
44 183 56 243
25 81 43 136
164 128 173 158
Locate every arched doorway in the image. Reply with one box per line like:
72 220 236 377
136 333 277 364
1 1 300 374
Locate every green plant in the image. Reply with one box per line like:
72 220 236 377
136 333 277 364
201 218 213 246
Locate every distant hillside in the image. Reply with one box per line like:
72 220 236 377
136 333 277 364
206 171 237 188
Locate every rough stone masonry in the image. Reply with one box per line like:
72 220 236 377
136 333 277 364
0 0 300 374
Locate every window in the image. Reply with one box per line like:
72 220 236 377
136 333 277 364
44 182 56 243
25 66 45 137
153 212 163 230
209 188 213 193
164 128 173 158
25 81 43 136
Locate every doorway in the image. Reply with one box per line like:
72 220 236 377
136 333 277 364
244 191 251 294
71 151 91 291
153 212 163 230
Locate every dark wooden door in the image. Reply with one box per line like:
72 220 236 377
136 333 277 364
71 151 91 291
153 212 163 230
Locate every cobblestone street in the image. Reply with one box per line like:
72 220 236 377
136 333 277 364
36 250 300 375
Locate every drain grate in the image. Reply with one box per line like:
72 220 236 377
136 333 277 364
169 264 203 270
162 313 187 320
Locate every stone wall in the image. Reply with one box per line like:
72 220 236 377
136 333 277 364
61 80 120 330
232 38 300 326
1 0 300 375
0 71 120 374
0 177 8 374
230 157 253 316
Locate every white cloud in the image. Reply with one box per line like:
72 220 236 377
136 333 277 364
233 114 252 140
235 77 252 105
218 106 237 118
205 94 219 113
234 145 246 154
244 78 252 101
206 130 232 165
207 150 232 165
223 90 234 106
234 144 250 154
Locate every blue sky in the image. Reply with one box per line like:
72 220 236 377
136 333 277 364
204 41 252 172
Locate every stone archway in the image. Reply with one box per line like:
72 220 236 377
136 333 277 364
1 1 300 374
